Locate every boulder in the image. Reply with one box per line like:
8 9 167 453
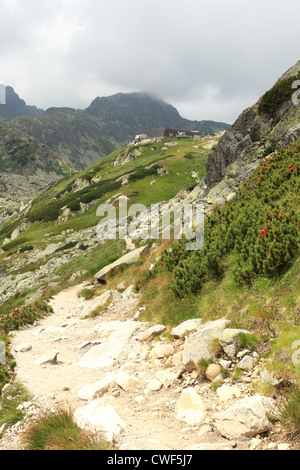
73 401 126 442
14 343 32 353
150 344 174 361
77 373 116 400
175 387 206 426
236 355 257 371
182 319 230 371
35 351 59 366
115 371 139 392
94 246 148 282
219 328 249 359
170 319 202 339
137 325 166 342
214 396 275 439
205 364 222 382
80 291 113 319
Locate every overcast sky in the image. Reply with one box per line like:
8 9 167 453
0 0 299 123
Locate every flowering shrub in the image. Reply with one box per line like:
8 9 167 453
0 301 53 390
158 139 300 297
0 301 52 335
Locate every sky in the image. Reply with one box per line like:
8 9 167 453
0 0 300 124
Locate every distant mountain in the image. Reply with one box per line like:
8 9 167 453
0 86 43 123
10 108 115 171
0 121 73 220
1 90 229 172
85 92 230 147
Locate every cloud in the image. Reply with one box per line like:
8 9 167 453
1 0 300 123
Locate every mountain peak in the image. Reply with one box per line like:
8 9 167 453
0 85 43 122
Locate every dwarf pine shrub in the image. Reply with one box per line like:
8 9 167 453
158 140 300 297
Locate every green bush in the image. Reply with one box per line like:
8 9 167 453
19 245 34 253
55 241 77 253
258 71 300 115
2 238 29 252
128 164 160 183
22 409 113 450
157 140 300 297
26 178 122 223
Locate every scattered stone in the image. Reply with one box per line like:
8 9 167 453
170 319 202 339
146 379 163 392
14 343 32 353
182 319 230 371
78 341 91 350
175 387 206 425
137 325 166 342
219 329 250 359
115 371 139 392
260 369 283 386
277 443 290 451
214 396 276 440
205 364 222 382
73 401 126 442
77 373 116 400
171 351 183 367
35 351 59 366
237 349 251 358
236 355 257 371
80 291 113 319
219 359 232 369
155 369 178 385
150 344 174 361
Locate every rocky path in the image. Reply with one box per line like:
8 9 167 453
0 283 291 451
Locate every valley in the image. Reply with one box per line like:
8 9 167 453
0 61 300 451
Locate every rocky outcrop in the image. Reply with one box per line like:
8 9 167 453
94 246 148 282
205 60 300 187
182 61 300 217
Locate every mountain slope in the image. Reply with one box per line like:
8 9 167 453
205 60 300 186
9 108 115 171
0 134 217 302
0 123 73 220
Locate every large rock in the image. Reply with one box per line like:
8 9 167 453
170 318 202 339
137 325 166 342
115 371 139 392
182 319 230 372
77 372 116 401
94 246 148 282
150 344 174 361
218 328 250 359
73 401 126 442
80 291 113 319
175 387 206 426
214 396 275 440
237 355 257 371
35 351 59 366
14 343 32 353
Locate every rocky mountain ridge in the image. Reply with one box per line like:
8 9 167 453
0 86 43 123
